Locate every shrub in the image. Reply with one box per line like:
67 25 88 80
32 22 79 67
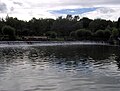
2 25 16 40
70 31 76 38
94 30 104 40
46 31 57 38
104 29 111 40
111 28 119 39
75 29 92 40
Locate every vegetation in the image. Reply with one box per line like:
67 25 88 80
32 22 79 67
2 25 16 40
45 31 57 38
0 15 120 44
75 29 92 40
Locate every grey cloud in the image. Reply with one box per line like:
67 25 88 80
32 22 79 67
10 7 14 12
58 0 120 6
98 8 115 14
13 2 23 6
28 0 120 9
0 3 7 13
104 0 120 4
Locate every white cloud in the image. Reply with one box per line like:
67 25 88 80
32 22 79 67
80 7 120 21
0 0 120 21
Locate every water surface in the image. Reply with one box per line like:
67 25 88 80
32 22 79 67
0 42 120 91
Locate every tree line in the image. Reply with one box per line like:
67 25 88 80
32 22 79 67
0 15 120 43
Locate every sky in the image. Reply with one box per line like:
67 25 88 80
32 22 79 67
0 0 120 21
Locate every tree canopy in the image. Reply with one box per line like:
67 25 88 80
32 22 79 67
0 15 120 42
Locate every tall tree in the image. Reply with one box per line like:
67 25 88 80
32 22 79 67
117 17 120 28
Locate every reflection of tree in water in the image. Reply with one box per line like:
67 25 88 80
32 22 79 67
0 47 25 64
32 45 120 71
115 56 120 69
0 45 120 71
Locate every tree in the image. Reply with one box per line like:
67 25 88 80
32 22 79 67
46 31 57 38
0 15 118 41
117 17 120 28
2 25 16 40
111 28 119 39
79 17 92 29
104 29 111 40
66 14 73 21
51 17 75 36
0 18 5 35
70 31 76 38
89 19 108 32
94 30 104 40
75 29 92 40
73 16 80 21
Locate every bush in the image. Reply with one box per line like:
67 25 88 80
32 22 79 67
70 31 76 38
111 28 119 39
75 29 92 40
46 31 57 38
104 29 111 40
2 25 16 40
94 30 104 40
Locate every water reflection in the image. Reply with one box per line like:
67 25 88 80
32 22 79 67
0 44 120 91
115 56 120 69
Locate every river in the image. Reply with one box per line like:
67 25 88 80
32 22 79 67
0 41 120 91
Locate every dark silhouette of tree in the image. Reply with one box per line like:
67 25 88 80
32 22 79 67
104 29 111 40
73 16 80 21
89 19 109 32
2 25 16 40
70 31 76 38
0 18 5 35
66 14 73 21
79 17 92 29
117 17 120 28
46 31 57 38
111 28 119 39
75 29 92 40
94 30 104 40
0 15 119 42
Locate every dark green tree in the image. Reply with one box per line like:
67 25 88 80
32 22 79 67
94 30 104 40
79 17 92 29
66 15 73 21
73 16 80 21
70 31 76 38
89 19 109 32
111 28 119 39
104 29 111 40
117 17 120 28
46 31 57 38
75 29 92 40
2 25 16 40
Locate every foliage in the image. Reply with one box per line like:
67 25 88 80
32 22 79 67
46 31 57 38
111 28 119 39
94 30 104 39
117 17 120 28
80 17 92 29
89 19 112 32
70 31 76 38
2 25 16 40
75 29 92 40
104 29 111 40
0 15 119 42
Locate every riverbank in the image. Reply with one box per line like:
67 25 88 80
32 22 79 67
0 36 120 46
0 41 111 48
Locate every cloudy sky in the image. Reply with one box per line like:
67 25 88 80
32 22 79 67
0 0 120 21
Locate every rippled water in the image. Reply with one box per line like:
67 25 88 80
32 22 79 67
0 42 120 91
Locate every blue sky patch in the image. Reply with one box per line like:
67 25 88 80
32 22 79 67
50 8 98 15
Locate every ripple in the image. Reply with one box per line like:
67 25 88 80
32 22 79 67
0 44 120 91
